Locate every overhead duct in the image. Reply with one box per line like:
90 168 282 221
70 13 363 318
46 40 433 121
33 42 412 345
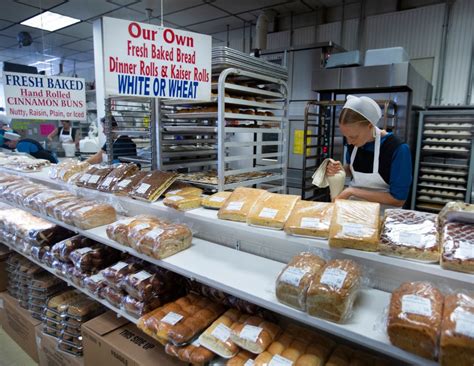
254 10 276 54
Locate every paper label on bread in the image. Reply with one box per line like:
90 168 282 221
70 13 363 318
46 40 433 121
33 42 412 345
300 217 322 228
88 273 105 283
455 241 474 259
144 228 164 239
167 195 184 202
210 196 226 202
161 311 184 325
240 325 263 342
102 177 113 186
192 338 201 347
132 270 152 282
320 268 347 289
88 175 100 184
75 247 93 255
268 355 294 366
259 208 279 219
244 360 255 366
402 295 432 317
110 261 128 271
279 266 307 287
453 307 474 338
136 183 151 194
80 174 91 182
211 323 232 342
117 179 131 188
227 201 244 211
341 223 370 237
398 232 424 248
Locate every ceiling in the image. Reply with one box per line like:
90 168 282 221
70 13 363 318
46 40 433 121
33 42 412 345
0 0 337 76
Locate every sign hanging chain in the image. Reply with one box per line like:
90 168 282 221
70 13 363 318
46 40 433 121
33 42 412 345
161 0 164 27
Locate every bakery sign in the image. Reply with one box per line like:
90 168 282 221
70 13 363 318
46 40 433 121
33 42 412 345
2 72 86 120
100 17 212 100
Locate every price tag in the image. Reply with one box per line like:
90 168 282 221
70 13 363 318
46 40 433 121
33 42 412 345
167 196 184 202
455 241 474 259
80 173 91 182
133 223 152 232
36 336 41 347
227 201 244 211
454 308 474 338
118 218 135 226
279 266 307 286
402 295 432 317
89 273 105 283
102 177 113 187
76 206 92 215
110 261 128 271
211 323 232 342
320 268 347 289
136 183 151 194
300 217 321 228
342 223 366 237
88 175 100 184
117 179 131 188
161 312 183 325
244 360 254 366
239 325 262 342
167 190 181 195
268 355 294 366
259 208 278 219
210 196 226 202
398 232 423 248
75 247 93 255
132 270 152 282
145 228 164 239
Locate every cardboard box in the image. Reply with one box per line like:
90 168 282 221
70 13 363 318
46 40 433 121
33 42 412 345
82 311 183 366
35 326 84 366
0 292 41 362
0 244 11 291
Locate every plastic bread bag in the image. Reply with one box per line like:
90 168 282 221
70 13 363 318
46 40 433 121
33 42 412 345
199 309 242 359
102 286 127 308
121 266 176 300
75 165 100 187
165 186 203 199
27 224 74 247
306 259 362 323
439 290 474 366
126 218 170 250
218 187 268 222
163 195 202 211
129 170 177 202
441 222 474 274
165 339 216 365
106 215 170 246
10 183 45 206
83 272 107 295
246 193 300 230
97 163 139 192
225 350 255 366
136 223 193 259
111 170 149 196
49 198 83 221
101 260 143 290
51 235 97 263
386 281 444 360
57 340 83 357
275 252 327 311
83 166 114 190
438 202 474 227
137 293 225 346
59 331 83 347
70 202 117 230
328 199 380 252
380 209 440 263
202 191 232 210
122 294 166 318
64 297 105 323
69 246 120 272
28 190 73 213
283 201 334 239
229 314 281 354
60 200 92 224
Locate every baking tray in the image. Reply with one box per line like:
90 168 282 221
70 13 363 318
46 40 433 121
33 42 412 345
422 140 471 147
162 126 217 133
417 197 452 205
419 168 468 177
422 147 469 154
415 203 443 212
418 182 467 191
417 190 465 200
164 112 218 119
418 176 467 184
423 132 472 138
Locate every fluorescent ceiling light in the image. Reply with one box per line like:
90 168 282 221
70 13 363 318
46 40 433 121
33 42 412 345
21 11 80 32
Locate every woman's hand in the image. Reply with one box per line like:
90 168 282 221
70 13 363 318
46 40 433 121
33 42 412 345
326 159 343 176
335 187 354 201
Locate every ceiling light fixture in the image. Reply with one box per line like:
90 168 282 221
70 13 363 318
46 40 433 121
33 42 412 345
21 11 80 32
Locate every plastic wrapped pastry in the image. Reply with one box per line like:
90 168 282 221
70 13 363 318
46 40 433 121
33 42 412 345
226 350 255 366
165 186 203 198
440 291 474 366
122 267 176 301
247 193 300 230
218 187 267 222
306 259 361 323
202 191 232 209
83 166 114 190
75 166 100 187
102 286 126 308
83 272 107 296
129 170 177 202
163 195 202 211
284 201 334 238
275 252 326 310
441 222 474 273
229 315 281 354
106 215 169 246
328 200 380 252
70 203 117 229
101 261 143 290
199 309 241 358
123 294 164 318
110 170 148 196
51 235 97 262
69 246 119 272
438 201 474 227
387 281 444 360
165 340 215 365
126 218 168 250
380 209 439 263
97 163 139 192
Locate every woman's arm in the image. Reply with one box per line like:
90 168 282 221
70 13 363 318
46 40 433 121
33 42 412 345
343 164 352 178
336 187 405 207
47 128 58 142
74 129 81 147
86 150 103 165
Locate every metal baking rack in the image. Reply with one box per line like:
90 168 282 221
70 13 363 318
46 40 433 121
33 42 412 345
104 97 155 170
411 110 474 212
158 49 289 193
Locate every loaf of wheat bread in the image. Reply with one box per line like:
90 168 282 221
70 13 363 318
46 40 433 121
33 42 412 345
247 193 300 230
218 187 267 222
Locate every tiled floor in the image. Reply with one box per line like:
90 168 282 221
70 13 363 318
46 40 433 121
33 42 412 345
0 327 37 366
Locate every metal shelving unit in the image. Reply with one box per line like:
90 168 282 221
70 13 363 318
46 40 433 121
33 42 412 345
411 110 474 211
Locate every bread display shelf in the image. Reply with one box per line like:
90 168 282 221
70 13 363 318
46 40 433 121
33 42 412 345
417 190 465 200
418 176 467 184
418 183 467 192
162 126 217 133
420 161 469 169
161 149 217 158
163 97 218 106
212 82 284 99
422 148 469 154
422 140 471 147
0 203 436 366
423 133 472 138
417 197 451 205
419 168 468 177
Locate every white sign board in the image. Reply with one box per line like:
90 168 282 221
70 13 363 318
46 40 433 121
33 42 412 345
2 72 86 120
101 17 212 100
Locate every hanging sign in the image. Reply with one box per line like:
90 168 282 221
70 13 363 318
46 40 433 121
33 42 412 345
2 72 86 120
101 17 212 100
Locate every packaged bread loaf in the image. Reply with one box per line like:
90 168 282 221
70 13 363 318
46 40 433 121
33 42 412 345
83 166 114 190
129 170 177 202
163 195 202 211
328 200 380 252
69 246 119 272
106 215 168 246
218 187 267 222
75 166 99 187
230 315 281 354
441 222 474 273
97 163 139 192
70 203 117 229
101 261 143 290
126 218 168 250
137 293 225 345
380 209 439 263
306 259 361 323
103 286 126 308
165 186 203 198
111 170 148 196
122 267 175 300
247 193 300 230
325 344 353 366
275 252 326 310
61 200 92 225
440 291 474 366
83 272 107 296
51 235 97 262
136 223 193 259
387 281 444 360
28 190 73 213
199 309 241 358
284 201 334 238
123 294 165 318
202 191 232 209
49 198 82 220
44 196 76 217
165 339 215 365
226 350 255 366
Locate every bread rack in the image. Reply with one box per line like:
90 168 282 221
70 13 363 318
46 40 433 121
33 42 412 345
411 109 474 212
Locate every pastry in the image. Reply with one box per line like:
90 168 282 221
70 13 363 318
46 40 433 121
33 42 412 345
136 223 193 259
247 193 300 230
226 350 255 365
165 186 203 198
199 309 241 358
325 345 353 366
218 187 268 222
284 201 334 238
328 200 380 252
101 261 142 290
163 195 202 211
230 315 280 354
202 191 232 209
165 340 215 364
97 163 139 192
306 259 361 323
387 281 444 360
129 170 177 202
441 222 474 273
111 170 149 196
275 252 326 310
71 203 117 229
